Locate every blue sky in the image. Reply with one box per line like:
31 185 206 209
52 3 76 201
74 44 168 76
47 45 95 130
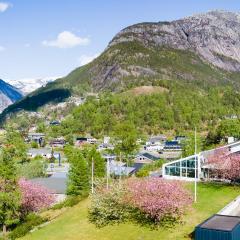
1 0 240 80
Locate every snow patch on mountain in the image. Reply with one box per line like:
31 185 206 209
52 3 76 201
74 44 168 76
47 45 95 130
6 76 61 95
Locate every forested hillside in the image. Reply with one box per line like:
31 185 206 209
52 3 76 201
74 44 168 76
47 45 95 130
2 10 240 135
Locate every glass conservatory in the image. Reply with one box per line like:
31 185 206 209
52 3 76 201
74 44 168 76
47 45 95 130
162 155 201 180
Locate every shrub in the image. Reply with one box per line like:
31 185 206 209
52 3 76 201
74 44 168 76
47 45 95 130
89 178 192 227
126 178 192 224
17 159 46 179
31 141 39 148
89 183 131 227
9 213 46 240
19 178 56 214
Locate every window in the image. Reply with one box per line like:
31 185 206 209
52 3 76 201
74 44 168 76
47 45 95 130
164 156 198 179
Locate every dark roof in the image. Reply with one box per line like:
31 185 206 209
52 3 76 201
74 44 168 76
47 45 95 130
141 152 159 161
199 214 240 231
165 141 180 146
133 163 145 171
76 137 88 141
30 177 67 194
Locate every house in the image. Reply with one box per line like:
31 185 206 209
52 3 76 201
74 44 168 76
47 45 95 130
75 137 97 146
50 120 61 126
103 136 110 145
108 160 135 176
28 133 45 146
144 144 164 151
50 138 65 148
135 152 160 164
158 151 182 161
174 135 187 143
102 154 117 162
28 148 61 162
97 143 114 151
146 135 167 145
164 140 182 151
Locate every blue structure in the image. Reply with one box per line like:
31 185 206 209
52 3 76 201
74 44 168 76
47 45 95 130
195 214 240 240
164 140 182 151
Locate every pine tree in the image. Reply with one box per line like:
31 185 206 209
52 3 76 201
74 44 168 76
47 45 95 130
67 148 89 196
0 147 21 237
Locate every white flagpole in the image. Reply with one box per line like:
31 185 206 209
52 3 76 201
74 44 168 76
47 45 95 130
106 159 109 190
91 157 94 194
194 127 197 203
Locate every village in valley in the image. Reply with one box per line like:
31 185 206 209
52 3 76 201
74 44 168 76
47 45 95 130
2 1 240 240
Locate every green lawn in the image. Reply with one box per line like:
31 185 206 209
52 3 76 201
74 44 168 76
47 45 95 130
20 183 240 240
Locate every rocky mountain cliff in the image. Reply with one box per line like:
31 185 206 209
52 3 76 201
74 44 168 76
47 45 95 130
110 10 240 72
0 79 23 112
2 10 240 118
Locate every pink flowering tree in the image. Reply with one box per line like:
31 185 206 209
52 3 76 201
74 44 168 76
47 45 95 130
207 148 240 182
18 178 56 214
125 178 192 223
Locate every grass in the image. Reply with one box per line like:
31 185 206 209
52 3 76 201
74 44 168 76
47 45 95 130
20 183 240 240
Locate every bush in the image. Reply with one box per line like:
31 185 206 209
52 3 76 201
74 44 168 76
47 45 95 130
89 178 192 227
89 183 132 227
126 178 192 224
9 214 46 240
19 178 56 214
31 141 39 148
17 158 46 179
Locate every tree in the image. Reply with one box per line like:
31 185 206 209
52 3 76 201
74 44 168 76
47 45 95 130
113 121 139 161
83 146 105 178
17 157 46 179
207 148 240 182
18 178 55 215
126 178 192 223
182 132 202 157
0 147 21 236
216 119 240 139
66 147 89 196
4 130 27 163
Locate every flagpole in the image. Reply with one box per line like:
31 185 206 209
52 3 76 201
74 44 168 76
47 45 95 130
91 157 94 194
194 127 197 203
106 158 109 190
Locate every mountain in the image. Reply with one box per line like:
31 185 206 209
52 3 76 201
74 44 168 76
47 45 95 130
6 77 60 95
0 79 23 113
2 10 240 118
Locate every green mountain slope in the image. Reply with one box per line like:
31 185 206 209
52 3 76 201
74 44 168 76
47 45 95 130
2 11 240 121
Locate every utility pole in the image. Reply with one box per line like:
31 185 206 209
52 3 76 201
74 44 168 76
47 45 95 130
91 157 94 194
194 127 197 203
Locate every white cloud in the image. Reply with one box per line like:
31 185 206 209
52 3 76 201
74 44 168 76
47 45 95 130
0 2 11 12
42 31 90 48
78 53 100 66
0 46 5 51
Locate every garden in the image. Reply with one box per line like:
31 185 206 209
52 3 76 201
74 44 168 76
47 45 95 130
19 182 240 240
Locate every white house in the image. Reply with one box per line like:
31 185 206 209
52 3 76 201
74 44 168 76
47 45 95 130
146 135 167 145
144 144 164 151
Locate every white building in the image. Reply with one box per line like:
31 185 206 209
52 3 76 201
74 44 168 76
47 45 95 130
144 144 164 151
162 140 240 181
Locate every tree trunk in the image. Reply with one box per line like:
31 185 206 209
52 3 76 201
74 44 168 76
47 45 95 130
2 224 6 239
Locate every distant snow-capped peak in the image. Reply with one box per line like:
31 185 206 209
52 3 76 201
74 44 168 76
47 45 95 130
6 76 61 95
